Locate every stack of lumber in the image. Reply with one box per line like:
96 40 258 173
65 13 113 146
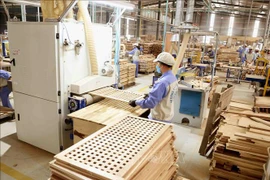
210 111 270 180
254 96 270 113
217 49 239 62
152 43 162 57
112 59 129 86
202 75 219 83
68 99 148 143
127 63 136 85
0 106 14 119
263 148 270 180
229 99 254 111
142 43 153 54
49 116 179 180
89 87 144 102
139 54 156 73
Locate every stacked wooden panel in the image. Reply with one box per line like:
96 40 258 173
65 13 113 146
139 54 156 73
49 116 179 180
152 43 162 57
209 111 270 180
127 63 136 85
217 49 239 62
112 59 129 86
68 99 148 144
89 87 143 102
263 148 270 180
254 96 270 113
142 43 153 54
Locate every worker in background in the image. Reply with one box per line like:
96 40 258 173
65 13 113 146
207 48 215 58
128 43 140 78
0 69 12 108
245 46 254 67
237 44 247 60
253 48 261 65
129 52 178 121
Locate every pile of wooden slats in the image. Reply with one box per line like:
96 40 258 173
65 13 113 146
127 63 136 85
49 116 179 180
68 99 147 143
217 49 239 62
89 87 144 102
254 96 270 113
210 111 270 180
0 106 14 120
263 148 270 180
139 54 156 73
152 43 162 57
142 43 153 54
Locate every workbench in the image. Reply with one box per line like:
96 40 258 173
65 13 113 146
222 65 247 83
192 63 210 76
171 82 210 128
68 98 148 144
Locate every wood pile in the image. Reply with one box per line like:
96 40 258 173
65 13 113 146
139 54 156 73
152 43 162 57
209 110 270 180
68 99 147 143
217 49 239 62
142 43 153 54
0 106 14 119
112 59 129 86
254 96 270 113
49 116 179 180
263 148 270 180
89 86 144 102
127 63 136 85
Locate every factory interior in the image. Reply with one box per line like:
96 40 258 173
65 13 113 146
1 0 270 180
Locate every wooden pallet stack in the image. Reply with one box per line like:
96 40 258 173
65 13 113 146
139 54 156 73
49 116 179 180
112 59 129 86
263 148 270 180
152 43 162 57
254 96 270 113
127 63 136 86
217 49 239 62
209 110 270 180
142 43 153 54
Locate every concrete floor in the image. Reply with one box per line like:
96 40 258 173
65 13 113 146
0 71 254 180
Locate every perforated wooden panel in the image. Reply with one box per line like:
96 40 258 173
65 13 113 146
55 116 173 180
89 87 143 102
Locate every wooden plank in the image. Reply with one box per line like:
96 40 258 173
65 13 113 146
250 117 270 127
173 33 191 75
229 102 253 111
223 110 270 120
255 96 270 108
235 132 270 143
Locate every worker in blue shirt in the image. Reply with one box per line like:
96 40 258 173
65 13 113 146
129 52 178 121
207 48 215 58
237 44 248 63
0 70 12 108
128 43 141 78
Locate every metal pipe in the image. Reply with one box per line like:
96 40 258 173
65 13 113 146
186 0 195 23
175 0 184 26
263 1 270 42
136 0 142 39
162 0 169 51
58 0 78 22
156 0 161 40
211 33 219 88
244 0 253 44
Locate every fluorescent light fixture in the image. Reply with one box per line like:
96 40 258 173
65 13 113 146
126 18 129 36
209 13 215 31
227 16 234 36
93 1 135 10
252 20 260 37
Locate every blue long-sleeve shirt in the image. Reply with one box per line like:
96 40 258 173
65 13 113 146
135 70 176 109
0 70 10 80
129 47 143 55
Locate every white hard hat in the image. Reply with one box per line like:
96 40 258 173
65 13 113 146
133 43 138 46
153 52 175 66
255 47 260 51
248 46 253 49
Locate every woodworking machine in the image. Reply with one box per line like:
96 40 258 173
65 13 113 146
8 21 115 154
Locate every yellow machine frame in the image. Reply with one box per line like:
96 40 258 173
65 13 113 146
254 57 269 75
263 68 270 96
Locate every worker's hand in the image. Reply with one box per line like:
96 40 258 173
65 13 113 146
129 100 137 107
143 93 149 99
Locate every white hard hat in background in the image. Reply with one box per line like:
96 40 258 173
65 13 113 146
153 52 175 66
255 47 260 51
133 43 138 46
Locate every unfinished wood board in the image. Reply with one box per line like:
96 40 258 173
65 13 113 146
223 110 270 120
229 102 253 111
54 116 175 180
255 96 270 108
89 87 144 102
199 84 234 156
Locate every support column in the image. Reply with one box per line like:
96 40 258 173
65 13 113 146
263 1 270 48
136 0 142 39
21 4 26 22
106 11 110 23
171 0 175 24
37 7 40 22
244 0 253 44
156 0 161 40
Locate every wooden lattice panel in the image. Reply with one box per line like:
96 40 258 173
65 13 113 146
89 87 143 102
54 116 174 180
